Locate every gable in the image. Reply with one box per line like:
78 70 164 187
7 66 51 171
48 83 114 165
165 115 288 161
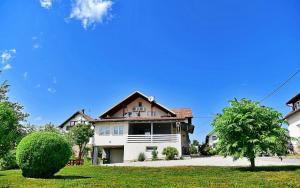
100 91 176 118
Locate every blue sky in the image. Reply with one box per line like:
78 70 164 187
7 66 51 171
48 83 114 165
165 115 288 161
1 0 300 142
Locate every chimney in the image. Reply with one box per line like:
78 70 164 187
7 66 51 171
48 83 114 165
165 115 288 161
81 109 85 114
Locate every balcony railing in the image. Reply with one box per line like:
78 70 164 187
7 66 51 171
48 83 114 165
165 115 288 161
127 134 180 143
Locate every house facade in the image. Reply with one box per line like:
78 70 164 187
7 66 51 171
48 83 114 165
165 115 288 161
285 93 300 153
59 91 195 164
206 130 218 149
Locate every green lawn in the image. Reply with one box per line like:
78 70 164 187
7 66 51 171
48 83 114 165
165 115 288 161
1 165 300 188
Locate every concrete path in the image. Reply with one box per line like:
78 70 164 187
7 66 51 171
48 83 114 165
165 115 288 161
105 156 300 167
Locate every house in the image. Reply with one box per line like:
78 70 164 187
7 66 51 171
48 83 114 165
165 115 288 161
285 93 300 153
206 130 218 149
58 110 94 132
59 91 195 164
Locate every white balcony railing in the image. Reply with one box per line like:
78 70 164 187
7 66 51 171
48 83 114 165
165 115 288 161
127 134 180 143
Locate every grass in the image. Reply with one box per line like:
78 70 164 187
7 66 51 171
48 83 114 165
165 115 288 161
0 165 300 188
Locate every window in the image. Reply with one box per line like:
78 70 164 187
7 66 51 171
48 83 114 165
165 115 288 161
99 126 110 136
138 102 143 107
113 126 124 135
146 146 157 152
212 135 217 141
69 121 77 126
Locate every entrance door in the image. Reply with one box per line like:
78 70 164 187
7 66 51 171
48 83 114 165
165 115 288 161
110 148 124 163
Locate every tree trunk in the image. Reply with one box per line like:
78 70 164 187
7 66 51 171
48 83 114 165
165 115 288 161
250 157 255 168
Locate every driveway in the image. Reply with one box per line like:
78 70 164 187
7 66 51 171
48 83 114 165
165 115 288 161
106 156 300 167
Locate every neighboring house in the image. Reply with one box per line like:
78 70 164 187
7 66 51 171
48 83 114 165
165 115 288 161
59 110 94 158
285 93 300 153
206 130 218 149
59 110 94 132
59 91 195 164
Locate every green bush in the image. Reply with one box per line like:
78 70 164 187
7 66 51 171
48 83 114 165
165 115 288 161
138 152 145 161
0 150 18 170
190 145 198 154
16 132 72 178
162 147 178 160
151 149 158 161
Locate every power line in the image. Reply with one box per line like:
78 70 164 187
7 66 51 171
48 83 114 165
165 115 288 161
260 69 300 103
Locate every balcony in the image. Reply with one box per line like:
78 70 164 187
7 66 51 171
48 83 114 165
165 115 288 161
127 134 180 143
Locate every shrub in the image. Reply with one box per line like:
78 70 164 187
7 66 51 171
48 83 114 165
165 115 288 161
138 152 145 161
0 150 18 170
199 144 211 156
162 147 178 160
151 149 158 161
190 145 198 154
16 132 72 178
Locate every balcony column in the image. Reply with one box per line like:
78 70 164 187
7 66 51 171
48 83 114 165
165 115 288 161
151 122 153 143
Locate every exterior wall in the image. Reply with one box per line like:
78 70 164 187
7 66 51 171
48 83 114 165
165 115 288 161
208 133 218 148
286 112 300 153
112 97 168 118
124 136 182 161
93 122 129 146
60 114 89 132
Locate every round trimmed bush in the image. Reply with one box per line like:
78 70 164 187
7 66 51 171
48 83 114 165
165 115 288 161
16 132 72 178
162 147 178 160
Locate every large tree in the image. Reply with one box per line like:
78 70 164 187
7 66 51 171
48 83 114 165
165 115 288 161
0 79 28 158
212 98 289 167
67 124 94 160
0 102 19 158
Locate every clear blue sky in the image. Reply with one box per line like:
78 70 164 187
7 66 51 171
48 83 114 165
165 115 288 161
1 0 300 142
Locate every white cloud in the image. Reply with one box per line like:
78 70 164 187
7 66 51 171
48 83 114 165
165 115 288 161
47 87 56 93
70 0 113 29
53 77 57 84
33 43 40 49
1 49 16 64
40 0 52 9
23 72 28 79
35 84 41 88
34 116 43 121
3 64 12 70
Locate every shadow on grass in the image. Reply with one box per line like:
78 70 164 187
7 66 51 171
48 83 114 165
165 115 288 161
51 175 91 180
237 166 300 172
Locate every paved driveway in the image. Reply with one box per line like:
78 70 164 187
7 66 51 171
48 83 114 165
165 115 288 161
106 156 300 167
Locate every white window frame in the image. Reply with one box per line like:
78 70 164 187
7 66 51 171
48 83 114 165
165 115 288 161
99 126 110 136
113 126 124 136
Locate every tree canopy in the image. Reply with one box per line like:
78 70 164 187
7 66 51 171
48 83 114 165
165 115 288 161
212 98 289 167
67 124 94 160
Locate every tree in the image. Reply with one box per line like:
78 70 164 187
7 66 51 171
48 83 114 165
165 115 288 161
0 102 19 158
67 124 94 160
40 122 59 133
192 140 200 146
212 98 289 168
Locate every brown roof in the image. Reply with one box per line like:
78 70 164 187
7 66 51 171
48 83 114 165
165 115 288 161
92 116 186 122
100 91 176 118
171 108 193 118
58 111 94 128
286 93 300 105
284 108 300 120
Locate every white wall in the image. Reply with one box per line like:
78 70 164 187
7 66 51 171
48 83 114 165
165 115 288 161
93 122 129 146
286 112 300 152
208 133 218 148
112 97 168 118
124 135 182 161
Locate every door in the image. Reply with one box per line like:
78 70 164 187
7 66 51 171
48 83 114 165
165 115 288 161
110 148 124 163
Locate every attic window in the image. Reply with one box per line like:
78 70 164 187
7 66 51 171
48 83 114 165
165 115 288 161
138 102 143 107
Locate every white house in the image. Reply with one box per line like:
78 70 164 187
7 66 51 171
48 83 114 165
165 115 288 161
206 130 218 149
285 93 300 153
59 91 195 164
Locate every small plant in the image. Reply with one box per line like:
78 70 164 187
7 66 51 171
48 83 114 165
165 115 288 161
162 147 178 160
190 145 198 154
0 150 18 170
138 152 145 161
151 149 158 161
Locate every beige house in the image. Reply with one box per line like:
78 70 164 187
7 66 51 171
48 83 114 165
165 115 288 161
59 91 195 164
285 93 300 153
